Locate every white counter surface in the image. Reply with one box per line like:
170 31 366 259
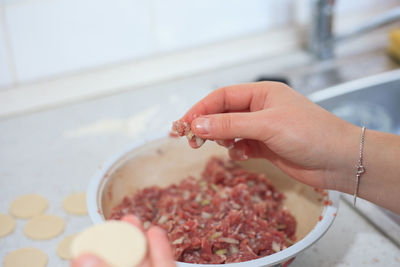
1 60 399 267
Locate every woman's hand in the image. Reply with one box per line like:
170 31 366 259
181 82 360 194
180 82 400 214
70 215 176 267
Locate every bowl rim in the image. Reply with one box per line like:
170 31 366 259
87 134 340 267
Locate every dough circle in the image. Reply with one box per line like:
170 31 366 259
24 214 65 240
0 213 16 237
71 221 147 267
9 194 48 219
63 193 88 215
57 234 77 260
4 247 48 267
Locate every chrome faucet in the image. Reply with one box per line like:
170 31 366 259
308 0 400 60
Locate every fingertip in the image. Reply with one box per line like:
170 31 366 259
147 225 168 239
188 136 206 149
181 112 202 126
188 139 200 149
71 253 109 267
216 139 235 149
121 215 144 231
146 226 176 267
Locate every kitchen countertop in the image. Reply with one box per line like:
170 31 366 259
1 52 400 266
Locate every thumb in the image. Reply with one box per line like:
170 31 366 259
191 112 267 140
70 254 110 267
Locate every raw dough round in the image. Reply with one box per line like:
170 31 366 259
24 214 65 240
0 213 16 237
63 193 87 215
4 247 48 267
57 234 77 260
10 194 48 219
71 221 147 267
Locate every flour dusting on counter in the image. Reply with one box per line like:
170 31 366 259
64 106 159 138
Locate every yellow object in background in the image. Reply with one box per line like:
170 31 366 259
388 28 400 62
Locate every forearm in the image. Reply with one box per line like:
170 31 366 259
337 127 400 214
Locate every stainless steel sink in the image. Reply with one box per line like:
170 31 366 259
308 69 400 246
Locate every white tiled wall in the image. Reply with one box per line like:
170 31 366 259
0 10 13 88
0 0 296 85
4 0 154 83
0 0 398 87
153 0 292 52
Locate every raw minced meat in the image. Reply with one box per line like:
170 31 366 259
172 120 205 147
172 120 191 137
109 157 296 264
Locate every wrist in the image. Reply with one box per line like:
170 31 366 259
326 123 361 194
329 125 400 214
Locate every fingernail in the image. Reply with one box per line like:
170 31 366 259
193 117 210 135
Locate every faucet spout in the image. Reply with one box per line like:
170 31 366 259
308 1 400 61
308 0 336 60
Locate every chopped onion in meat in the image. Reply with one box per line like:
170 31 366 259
215 249 227 255
201 211 212 219
172 236 185 245
158 215 168 224
272 241 281 252
219 237 240 244
143 221 151 230
229 245 239 255
200 199 211 206
210 232 222 240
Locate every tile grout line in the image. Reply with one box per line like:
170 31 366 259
0 5 18 87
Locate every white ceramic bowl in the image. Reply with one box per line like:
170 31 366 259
87 136 339 267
